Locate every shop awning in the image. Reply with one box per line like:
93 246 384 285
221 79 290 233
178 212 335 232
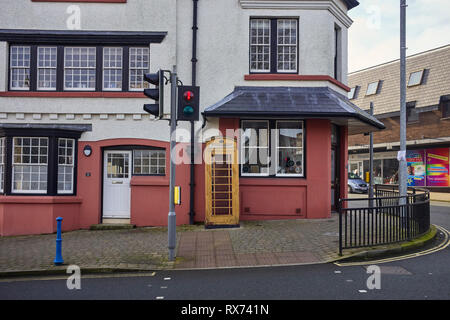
203 86 385 135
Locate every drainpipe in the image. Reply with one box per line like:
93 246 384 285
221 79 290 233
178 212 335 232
189 0 199 225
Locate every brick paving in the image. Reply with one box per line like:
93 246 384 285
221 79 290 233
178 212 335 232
0 215 342 274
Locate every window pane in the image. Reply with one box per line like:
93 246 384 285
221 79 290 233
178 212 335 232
64 47 96 90
383 159 398 184
277 148 303 175
37 47 57 90
103 47 123 91
277 121 303 175
348 87 356 99
10 46 31 90
241 147 269 175
242 121 269 148
133 149 165 175
366 81 379 96
129 47 150 90
249 19 270 72
276 19 297 72
277 121 303 148
408 70 424 86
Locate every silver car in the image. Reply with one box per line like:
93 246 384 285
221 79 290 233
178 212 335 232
348 173 368 194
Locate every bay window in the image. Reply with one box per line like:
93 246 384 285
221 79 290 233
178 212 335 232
0 129 81 196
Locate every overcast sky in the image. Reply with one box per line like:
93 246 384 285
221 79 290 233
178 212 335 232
348 0 450 73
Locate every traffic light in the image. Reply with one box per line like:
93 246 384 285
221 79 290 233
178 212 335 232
143 69 164 119
177 85 200 121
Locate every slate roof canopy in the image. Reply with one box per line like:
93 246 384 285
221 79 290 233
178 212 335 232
203 86 385 135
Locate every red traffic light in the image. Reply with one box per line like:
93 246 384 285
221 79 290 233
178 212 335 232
183 90 194 102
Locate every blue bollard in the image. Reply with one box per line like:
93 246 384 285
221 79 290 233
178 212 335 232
54 217 64 266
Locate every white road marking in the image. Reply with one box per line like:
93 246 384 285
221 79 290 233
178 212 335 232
164 277 171 280
358 290 367 293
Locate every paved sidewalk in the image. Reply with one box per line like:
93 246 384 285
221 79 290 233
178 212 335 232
0 216 342 274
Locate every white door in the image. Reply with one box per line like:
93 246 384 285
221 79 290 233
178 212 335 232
103 150 132 218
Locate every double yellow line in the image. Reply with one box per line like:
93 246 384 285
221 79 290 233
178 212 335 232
334 225 450 267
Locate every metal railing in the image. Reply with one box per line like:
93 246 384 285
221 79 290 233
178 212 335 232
338 184 430 255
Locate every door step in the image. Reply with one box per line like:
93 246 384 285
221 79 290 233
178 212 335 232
90 223 135 231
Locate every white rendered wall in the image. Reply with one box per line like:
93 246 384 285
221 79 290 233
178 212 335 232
0 0 352 142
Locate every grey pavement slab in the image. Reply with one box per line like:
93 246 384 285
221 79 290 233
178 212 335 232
0 215 342 274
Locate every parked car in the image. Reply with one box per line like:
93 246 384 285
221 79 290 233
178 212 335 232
348 173 368 194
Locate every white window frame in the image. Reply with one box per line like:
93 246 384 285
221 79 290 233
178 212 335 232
9 45 31 91
366 81 379 96
241 120 270 177
408 70 424 87
128 47 150 91
348 87 356 100
275 120 304 177
102 47 123 92
37 46 58 91
63 46 97 91
276 19 298 73
57 138 75 194
250 19 271 73
12 137 48 194
132 149 166 175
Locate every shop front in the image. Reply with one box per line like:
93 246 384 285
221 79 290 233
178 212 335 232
349 147 450 188
203 86 385 226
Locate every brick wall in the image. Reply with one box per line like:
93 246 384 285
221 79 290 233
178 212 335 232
349 111 450 146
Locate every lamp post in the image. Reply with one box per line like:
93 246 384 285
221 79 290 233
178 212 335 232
399 0 408 204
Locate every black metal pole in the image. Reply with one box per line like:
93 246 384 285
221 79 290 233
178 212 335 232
189 0 199 225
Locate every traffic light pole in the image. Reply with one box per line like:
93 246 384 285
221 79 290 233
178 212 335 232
168 65 177 261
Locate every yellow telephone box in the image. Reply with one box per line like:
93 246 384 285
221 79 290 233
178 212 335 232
205 137 239 227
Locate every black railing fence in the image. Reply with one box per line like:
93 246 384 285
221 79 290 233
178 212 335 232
338 184 430 255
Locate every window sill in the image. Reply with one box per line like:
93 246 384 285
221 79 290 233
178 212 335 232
0 91 146 98
240 177 307 186
244 74 350 92
0 195 82 204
